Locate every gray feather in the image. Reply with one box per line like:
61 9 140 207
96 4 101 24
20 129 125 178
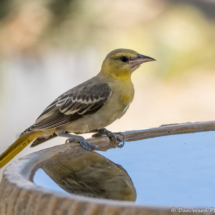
22 78 112 135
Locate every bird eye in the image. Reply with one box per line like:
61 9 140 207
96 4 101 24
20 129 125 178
120 56 128 62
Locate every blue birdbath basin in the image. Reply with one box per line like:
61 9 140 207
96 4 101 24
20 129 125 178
34 129 215 208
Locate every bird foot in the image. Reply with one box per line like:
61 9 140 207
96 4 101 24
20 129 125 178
59 133 98 150
92 128 124 148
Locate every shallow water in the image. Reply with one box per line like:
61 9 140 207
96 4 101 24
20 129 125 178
34 131 215 207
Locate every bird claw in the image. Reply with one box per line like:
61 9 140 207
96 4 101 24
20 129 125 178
114 132 125 148
109 133 121 143
65 136 98 150
111 132 124 148
92 129 125 148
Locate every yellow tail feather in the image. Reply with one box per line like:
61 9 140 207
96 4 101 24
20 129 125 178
0 131 42 169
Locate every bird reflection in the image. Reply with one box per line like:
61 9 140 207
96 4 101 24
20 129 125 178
42 149 136 202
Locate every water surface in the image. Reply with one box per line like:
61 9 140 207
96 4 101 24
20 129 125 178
34 131 215 207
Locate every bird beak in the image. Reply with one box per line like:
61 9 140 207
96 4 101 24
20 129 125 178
129 54 156 68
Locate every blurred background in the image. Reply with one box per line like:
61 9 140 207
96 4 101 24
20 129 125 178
0 0 215 172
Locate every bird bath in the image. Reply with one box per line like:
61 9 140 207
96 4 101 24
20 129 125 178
1 121 215 215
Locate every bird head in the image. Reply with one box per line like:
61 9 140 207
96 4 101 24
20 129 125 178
100 48 155 80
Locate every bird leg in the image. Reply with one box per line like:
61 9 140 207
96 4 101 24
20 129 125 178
91 128 124 148
58 133 98 150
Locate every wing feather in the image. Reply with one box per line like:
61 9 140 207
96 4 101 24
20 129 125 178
26 80 112 133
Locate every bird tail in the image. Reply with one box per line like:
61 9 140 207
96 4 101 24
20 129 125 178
0 131 42 169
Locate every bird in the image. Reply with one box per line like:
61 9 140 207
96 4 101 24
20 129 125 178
0 48 155 168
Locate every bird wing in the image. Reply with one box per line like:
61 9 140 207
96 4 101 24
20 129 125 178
24 81 112 133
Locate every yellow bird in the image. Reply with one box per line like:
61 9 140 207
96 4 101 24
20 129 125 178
0 49 155 168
